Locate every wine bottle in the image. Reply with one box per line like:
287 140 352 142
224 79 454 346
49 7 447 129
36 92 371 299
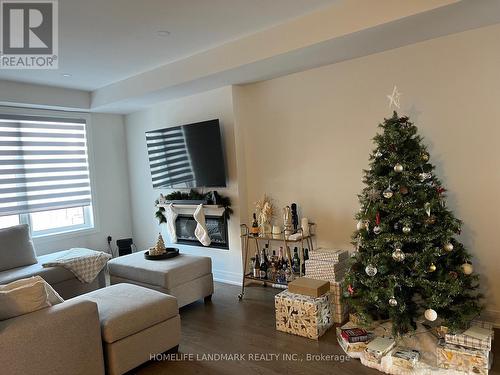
292 247 301 274
250 213 259 236
260 249 268 279
253 253 260 278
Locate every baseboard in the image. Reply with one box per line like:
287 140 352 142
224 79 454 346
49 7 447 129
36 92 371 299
212 269 242 286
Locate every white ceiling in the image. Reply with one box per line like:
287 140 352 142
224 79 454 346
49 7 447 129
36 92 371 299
0 0 338 90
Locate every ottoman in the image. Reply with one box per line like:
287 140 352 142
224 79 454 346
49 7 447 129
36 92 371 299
72 283 180 375
108 251 214 308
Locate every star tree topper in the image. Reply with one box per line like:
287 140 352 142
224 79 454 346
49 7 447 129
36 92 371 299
387 85 402 109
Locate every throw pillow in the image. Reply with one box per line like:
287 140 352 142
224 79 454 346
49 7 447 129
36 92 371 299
3 276 64 305
0 280 51 320
0 224 37 272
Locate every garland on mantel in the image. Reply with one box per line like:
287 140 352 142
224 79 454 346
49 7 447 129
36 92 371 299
155 189 233 224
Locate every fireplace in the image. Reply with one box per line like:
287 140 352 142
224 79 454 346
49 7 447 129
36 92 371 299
175 214 229 249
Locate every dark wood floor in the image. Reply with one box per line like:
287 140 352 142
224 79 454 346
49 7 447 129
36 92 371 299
134 282 500 375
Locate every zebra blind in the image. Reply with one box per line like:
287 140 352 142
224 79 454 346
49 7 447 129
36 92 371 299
146 126 195 188
0 113 92 216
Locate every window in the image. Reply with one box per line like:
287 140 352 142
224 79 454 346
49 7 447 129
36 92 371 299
0 112 94 237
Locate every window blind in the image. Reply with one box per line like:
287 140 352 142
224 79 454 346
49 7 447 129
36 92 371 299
0 114 92 216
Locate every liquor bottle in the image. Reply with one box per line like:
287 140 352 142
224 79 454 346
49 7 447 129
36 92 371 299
292 247 301 274
260 249 268 279
250 213 259 236
263 245 270 265
253 253 260 278
272 250 277 263
302 248 309 274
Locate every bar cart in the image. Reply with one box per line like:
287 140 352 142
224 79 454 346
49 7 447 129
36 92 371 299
238 223 315 300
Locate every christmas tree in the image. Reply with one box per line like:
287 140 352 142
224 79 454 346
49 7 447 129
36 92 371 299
344 112 482 336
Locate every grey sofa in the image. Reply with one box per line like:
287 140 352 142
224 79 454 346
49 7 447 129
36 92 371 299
0 225 105 299
0 298 105 375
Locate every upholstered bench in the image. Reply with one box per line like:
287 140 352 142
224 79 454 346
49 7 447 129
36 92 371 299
108 251 214 308
72 283 180 375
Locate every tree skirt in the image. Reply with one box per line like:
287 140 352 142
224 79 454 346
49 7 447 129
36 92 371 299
340 321 473 375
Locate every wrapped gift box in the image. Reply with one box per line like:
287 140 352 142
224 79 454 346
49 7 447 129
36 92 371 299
288 277 330 298
365 337 396 364
391 347 420 370
329 282 348 323
308 249 349 263
436 342 490 375
305 259 347 283
275 290 332 340
445 320 494 350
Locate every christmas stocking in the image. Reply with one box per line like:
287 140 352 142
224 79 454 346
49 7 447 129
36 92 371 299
194 204 211 246
164 203 178 243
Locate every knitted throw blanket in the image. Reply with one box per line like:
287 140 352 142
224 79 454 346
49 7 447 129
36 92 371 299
42 248 111 283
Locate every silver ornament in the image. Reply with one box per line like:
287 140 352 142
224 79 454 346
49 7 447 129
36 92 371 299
444 243 454 252
389 297 398 307
375 150 383 158
383 187 393 199
392 249 406 262
365 264 378 277
373 226 382 235
419 172 432 182
394 163 403 173
367 188 381 202
402 225 411 234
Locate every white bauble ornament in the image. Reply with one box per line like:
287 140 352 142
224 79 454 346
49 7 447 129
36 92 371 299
392 249 406 262
424 308 438 321
373 226 382 235
389 297 398 307
356 220 365 231
365 264 378 277
462 263 473 275
402 225 411 234
444 243 454 252
383 188 393 199
394 163 404 173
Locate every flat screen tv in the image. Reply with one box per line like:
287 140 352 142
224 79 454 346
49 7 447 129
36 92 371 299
146 119 227 189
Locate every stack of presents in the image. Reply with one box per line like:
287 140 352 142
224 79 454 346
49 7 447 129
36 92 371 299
275 248 349 340
274 248 495 374
436 321 494 374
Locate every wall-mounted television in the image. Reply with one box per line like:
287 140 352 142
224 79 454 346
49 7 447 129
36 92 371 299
146 119 227 189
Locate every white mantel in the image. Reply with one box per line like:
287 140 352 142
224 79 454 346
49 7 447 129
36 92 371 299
157 204 225 217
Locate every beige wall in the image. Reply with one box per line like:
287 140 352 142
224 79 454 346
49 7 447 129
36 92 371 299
232 23 500 322
125 87 244 284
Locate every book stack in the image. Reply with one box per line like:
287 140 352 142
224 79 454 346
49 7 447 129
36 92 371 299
305 249 349 323
437 320 494 374
336 322 373 354
341 328 369 343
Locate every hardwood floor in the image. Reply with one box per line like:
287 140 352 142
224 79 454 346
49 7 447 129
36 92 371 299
135 282 500 375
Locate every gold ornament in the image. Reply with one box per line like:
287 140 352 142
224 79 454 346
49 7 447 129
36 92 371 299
394 163 404 173
444 243 454 252
421 152 430 162
428 263 437 272
462 263 473 275
402 225 411 234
